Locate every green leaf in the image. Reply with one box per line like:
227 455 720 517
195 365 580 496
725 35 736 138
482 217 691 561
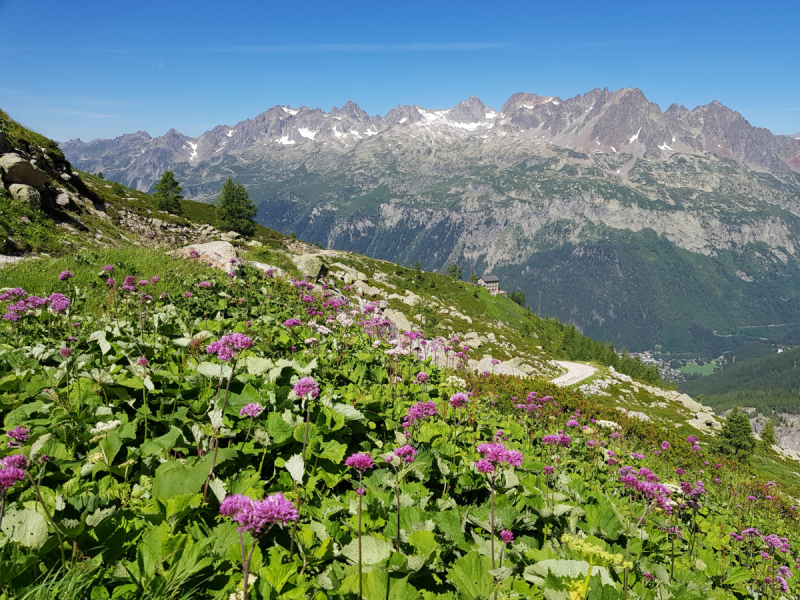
447 551 494 600
141 427 183 456
342 535 393 565
98 430 123 466
435 509 465 545
723 566 752 585
197 362 231 380
267 412 295 446
314 440 348 463
151 461 208 500
362 571 422 600
285 454 304 484
408 530 438 557
0 508 49 549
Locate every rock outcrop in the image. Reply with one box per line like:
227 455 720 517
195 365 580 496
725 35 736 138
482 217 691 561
0 154 49 189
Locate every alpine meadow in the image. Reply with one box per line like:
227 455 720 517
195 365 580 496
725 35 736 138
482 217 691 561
4 1 800 598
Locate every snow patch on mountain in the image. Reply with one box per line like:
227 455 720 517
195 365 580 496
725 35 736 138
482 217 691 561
298 128 318 140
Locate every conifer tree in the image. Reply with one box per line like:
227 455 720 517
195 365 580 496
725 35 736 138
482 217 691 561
153 170 184 215
713 406 756 461
215 178 257 237
761 419 777 449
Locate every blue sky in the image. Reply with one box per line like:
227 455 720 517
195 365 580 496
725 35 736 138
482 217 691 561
2 0 799 141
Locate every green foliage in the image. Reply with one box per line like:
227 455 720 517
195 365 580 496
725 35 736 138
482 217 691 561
446 263 462 280
508 290 526 308
0 246 798 599
111 181 126 196
762 419 777 448
713 407 757 461
152 170 184 215
681 346 800 415
215 178 257 237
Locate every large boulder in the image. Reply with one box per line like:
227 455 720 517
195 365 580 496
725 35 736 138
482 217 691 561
172 241 238 272
0 155 48 189
8 184 41 209
292 254 328 279
383 308 413 334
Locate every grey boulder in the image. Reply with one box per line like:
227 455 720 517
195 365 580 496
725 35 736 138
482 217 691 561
0 155 49 189
8 184 41 209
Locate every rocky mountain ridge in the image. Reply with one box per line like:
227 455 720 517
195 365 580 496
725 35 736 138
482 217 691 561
62 88 800 193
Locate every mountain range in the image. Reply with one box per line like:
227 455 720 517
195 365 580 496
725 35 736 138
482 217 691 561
60 88 800 354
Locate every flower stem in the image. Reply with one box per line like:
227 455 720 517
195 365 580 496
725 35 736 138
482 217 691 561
359 474 364 600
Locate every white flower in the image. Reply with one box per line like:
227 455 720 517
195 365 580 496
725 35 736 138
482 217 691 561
90 420 121 435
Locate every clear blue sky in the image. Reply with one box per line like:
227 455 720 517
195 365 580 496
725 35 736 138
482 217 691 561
2 0 799 142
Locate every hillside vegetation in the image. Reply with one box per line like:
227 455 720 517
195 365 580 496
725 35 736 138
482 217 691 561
681 347 800 415
3 108 800 599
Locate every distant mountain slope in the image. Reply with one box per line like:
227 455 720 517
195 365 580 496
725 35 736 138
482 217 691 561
60 89 800 353
681 347 800 414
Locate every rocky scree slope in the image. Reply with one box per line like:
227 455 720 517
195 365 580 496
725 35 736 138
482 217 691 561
60 90 800 353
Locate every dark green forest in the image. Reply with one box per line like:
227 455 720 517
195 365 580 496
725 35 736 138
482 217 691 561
681 346 800 414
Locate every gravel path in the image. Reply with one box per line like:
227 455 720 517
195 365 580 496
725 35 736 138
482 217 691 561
550 361 597 386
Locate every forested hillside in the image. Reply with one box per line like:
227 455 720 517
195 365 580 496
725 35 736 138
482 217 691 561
681 347 800 414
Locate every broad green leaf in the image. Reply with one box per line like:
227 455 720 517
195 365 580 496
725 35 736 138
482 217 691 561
342 535 393 565
151 461 208 500
285 454 304 484
409 530 438 557
314 440 348 463
447 551 493 600
435 509 465 545
267 412 294 446
197 362 231 380
1 508 49 549
361 570 422 600
141 427 183 456
723 566 752 585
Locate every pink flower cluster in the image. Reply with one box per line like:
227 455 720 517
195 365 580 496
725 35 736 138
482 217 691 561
618 465 673 513
401 401 438 429
293 377 319 399
542 433 572 447
0 454 26 492
449 392 469 408
387 444 417 464
206 333 253 362
345 452 375 472
476 442 523 474
239 403 264 418
219 493 299 534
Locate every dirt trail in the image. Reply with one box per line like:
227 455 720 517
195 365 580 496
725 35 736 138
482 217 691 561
550 361 597 386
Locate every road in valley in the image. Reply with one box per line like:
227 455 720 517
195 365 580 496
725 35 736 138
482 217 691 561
550 361 597 386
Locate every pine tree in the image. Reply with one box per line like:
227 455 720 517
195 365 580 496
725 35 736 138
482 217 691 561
215 178 257 237
446 263 462 280
153 170 184 215
761 419 777 449
713 407 756 462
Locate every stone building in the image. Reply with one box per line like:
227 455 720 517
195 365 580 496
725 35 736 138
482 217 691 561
477 275 500 294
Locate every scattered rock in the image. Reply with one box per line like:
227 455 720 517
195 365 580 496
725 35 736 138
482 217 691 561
0 255 24 268
292 254 327 279
353 280 381 297
59 173 71 182
0 155 49 189
172 241 238 272
246 240 263 248
54 191 71 208
384 308 413 333
8 184 41 209
247 261 285 277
